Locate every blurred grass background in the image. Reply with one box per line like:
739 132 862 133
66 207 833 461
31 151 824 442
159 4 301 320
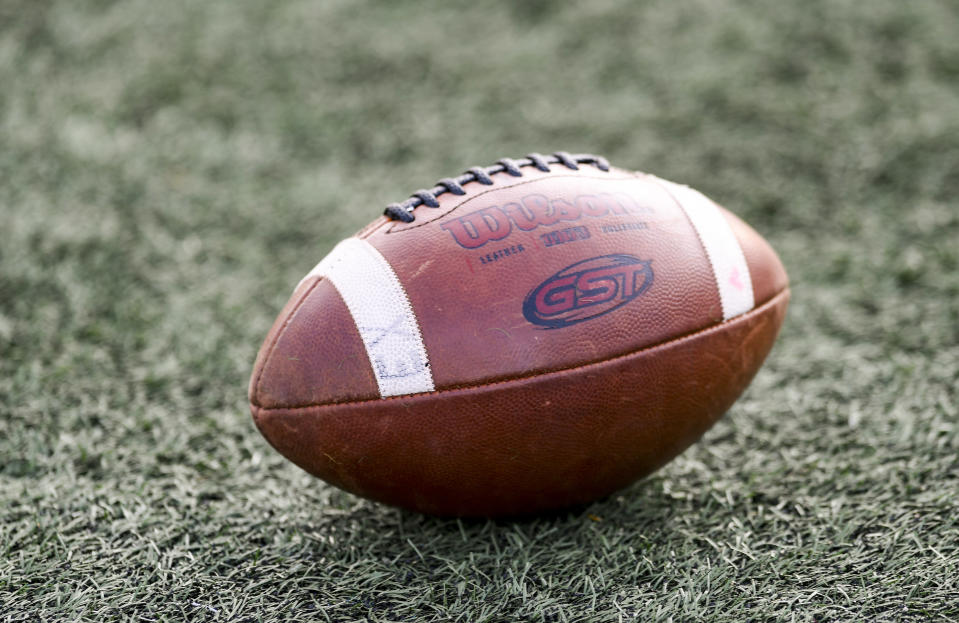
1 0 957 620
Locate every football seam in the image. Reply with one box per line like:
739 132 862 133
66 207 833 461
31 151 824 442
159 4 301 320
250 286 789 412
385 169 639 233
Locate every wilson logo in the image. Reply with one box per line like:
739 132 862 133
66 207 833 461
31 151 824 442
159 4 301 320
441 192 652 249
523 255 653 329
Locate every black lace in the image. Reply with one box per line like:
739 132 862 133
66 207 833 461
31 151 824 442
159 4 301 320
384 152 611 223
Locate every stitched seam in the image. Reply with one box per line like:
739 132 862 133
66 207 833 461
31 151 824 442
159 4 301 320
385 170 633 233
383 153 612 223
252 277 324 402
251 287 789 412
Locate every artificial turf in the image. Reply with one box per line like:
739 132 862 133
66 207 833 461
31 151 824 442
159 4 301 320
1 0 957 620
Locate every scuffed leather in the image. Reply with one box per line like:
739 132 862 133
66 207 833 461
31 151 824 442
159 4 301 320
249 164 790 516
252 290 789 517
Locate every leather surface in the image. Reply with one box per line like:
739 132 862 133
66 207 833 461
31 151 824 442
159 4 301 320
722 208 789 306
252 288 789 517
250 277 378 408
248 163 790 516
366 167 726 391
250 166 788 407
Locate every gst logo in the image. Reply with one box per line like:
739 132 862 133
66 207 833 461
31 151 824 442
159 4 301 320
523 255 653 329
441 193 651 249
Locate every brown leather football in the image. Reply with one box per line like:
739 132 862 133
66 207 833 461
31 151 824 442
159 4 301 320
249 152 789 517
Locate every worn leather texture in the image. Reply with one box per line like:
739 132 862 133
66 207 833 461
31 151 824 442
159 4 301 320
252 290 788 516
249 164 789 516
251 277 379 408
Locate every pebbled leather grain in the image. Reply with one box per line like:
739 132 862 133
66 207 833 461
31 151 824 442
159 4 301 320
249 162 790 516
252 289 789 516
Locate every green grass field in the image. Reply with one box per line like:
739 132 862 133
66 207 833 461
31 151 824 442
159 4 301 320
2 0 958 620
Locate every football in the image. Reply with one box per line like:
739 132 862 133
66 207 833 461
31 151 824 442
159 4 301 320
249 152 789 517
